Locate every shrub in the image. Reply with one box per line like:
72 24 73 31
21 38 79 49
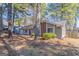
43 33 57 39
31 33 35 36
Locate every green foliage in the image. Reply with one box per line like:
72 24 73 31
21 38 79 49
41 4 47 18
48 3 79 30
31 33 35 36
43 33 57 39
13 3 29 12
15 18 22 26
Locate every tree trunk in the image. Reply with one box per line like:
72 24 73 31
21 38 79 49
13 6 16 31
0 4 3 37
8 3 13 39
34 3 41 40
18 18 21 34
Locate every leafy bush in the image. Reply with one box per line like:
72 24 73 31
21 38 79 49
31 33 35 36
43 33 57 39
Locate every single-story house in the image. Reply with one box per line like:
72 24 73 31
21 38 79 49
20 25 34 35
13 25 34 35
40 20 66 39
13 20 66 39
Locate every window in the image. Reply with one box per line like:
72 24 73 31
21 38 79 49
48 28 53 33
25 30 28 33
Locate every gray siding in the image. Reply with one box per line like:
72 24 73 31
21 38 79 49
55 27 62 39
46 22 66 39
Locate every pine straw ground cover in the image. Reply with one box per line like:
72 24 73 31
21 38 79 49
0 35 79 56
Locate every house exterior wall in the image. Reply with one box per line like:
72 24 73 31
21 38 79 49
55 26 62 39
55 25 66 39
46 23 55 33
46 24 63 38
40 22 66 39
40 22 46 36
62 24 66 38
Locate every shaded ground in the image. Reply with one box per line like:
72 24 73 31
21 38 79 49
0 34 79 56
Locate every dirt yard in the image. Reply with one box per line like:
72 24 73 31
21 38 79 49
0 35 79 56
